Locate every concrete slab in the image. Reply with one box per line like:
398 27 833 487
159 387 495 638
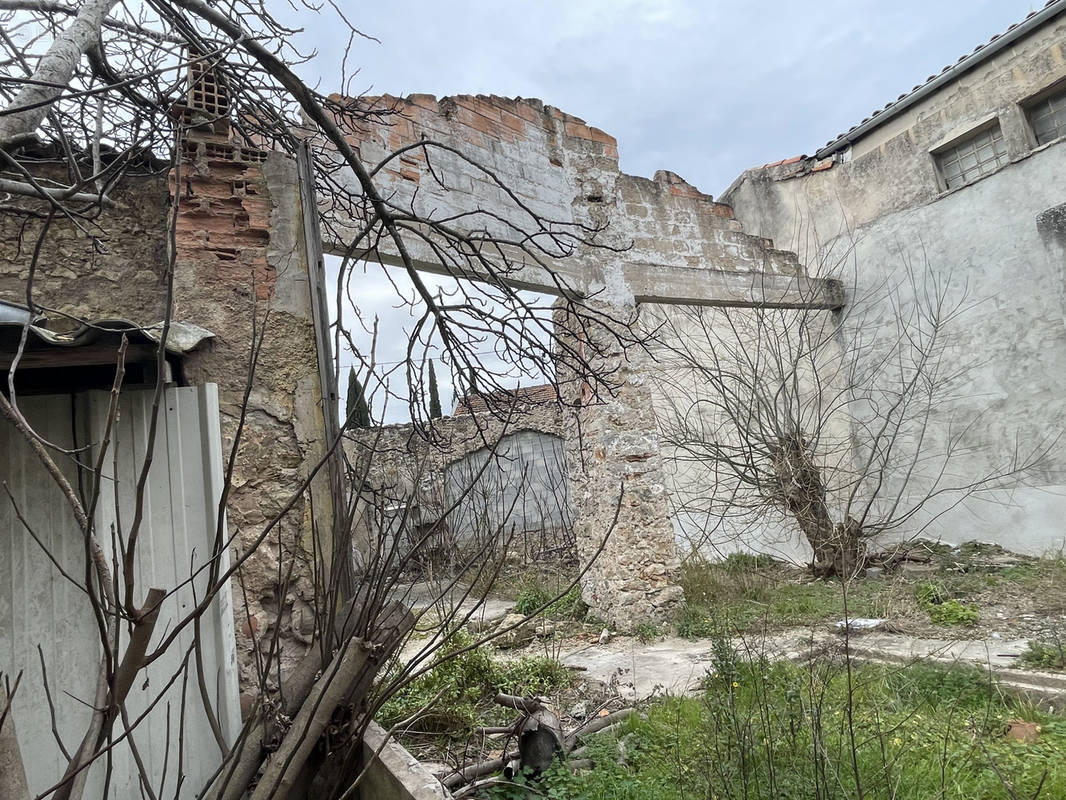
559 636 717 701
556 628 1066 711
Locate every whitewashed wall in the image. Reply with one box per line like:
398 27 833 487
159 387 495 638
0 385 240 799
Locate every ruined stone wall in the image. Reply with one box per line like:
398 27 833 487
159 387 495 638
0 170 171 326
171 124 334 698
315 92 822 628
723 13 1066 555
555 301 684 625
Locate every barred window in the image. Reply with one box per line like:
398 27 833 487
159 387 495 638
935 124 1008 190
1027 85 1066 146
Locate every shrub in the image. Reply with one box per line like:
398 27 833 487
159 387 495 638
1020 640 1066 671
915 582 978 625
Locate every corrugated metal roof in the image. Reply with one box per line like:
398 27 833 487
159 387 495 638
0 300 214 355
815 0 1066 159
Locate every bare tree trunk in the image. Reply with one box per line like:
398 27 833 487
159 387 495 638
772 434 863 577
0 681 30 800
0 0 120 148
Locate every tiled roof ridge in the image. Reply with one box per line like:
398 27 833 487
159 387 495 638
816 0 1066 158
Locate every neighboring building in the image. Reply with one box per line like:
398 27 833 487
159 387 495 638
454 383 558 415
346 385 574 570
721 0 1066 556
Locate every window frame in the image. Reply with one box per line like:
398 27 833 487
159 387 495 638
1022 77 1066 148
930 119 1009 191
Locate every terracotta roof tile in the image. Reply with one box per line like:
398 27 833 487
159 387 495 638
454 383 557 415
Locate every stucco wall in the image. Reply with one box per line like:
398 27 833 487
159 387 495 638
723 15 1066 555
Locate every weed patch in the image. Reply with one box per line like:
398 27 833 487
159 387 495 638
536 656 1066 800
378 630 572 736
514 580 587 620
1021 639 1066 671
916 581 979 625
675 557 896 636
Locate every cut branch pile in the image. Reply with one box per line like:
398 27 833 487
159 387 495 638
442 693 636 796
207 595 415 800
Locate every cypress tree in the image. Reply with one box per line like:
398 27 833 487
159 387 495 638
428 361 442 419
345 367 371 428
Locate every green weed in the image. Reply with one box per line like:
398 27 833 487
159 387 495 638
514 581 588 620
378 630 571 736
916 581 979 625
536 657 1066 800
1020 639 1066 671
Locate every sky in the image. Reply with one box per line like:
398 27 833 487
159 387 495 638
304 1 1042 423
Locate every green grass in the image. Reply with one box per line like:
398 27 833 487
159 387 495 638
673 551 1066 638
675 557 900 637
534 659 1066 800
378 630 572 735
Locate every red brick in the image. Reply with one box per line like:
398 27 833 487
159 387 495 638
406 93 439 112
564 120 591 140
514 102 544 125
586 126 617 147
499 109 528 136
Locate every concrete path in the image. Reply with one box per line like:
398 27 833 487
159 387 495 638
556 628 1066 708
389 583 1066 710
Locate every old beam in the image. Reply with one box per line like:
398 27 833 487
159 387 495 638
340 245 844 311
623 263 845 310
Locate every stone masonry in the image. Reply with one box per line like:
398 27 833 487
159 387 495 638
316 93 835 627
0 97 338 698
345 396 569 568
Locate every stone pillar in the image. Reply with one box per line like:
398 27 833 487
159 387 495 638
170 80 335 694
560 299 683 630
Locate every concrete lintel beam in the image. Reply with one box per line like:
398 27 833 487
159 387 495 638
624 263 846 310
336 242 844 311
364 249 586 298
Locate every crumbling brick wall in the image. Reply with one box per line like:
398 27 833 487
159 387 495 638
170 119 336 702
0 125 336 703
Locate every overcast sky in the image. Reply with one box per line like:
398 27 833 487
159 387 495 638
308 1 1040 423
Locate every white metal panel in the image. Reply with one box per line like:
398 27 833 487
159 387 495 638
1 393 100 798
0 385 240 799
